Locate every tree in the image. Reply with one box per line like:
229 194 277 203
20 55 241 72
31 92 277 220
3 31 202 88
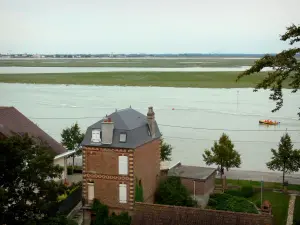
154 176 197 207
236 24 300 118
61 122 85 172
160 136 172 161
266 133 300 188
203 133 241 178
0 134 67 225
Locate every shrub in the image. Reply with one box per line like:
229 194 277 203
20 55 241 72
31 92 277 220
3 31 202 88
240 186 254 198
67 167 73 175
254 199 261 208
208 193 258 214
155 176 197 207
224 189 243 197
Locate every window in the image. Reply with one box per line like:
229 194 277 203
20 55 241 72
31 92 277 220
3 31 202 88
119 133 127 142
118 156 128 175
91 129 101 143
87 182 95 202
119 184 127 203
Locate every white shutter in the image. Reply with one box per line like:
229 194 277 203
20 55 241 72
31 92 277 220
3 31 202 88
91 129 101 143
118 156 128 175
87 182 95 201
119 184 127 203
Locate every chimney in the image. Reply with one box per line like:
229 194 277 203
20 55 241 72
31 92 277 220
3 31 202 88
147 106 156 138
101 117 114 144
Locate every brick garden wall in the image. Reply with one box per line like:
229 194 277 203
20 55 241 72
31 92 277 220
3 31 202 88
132 202 273 225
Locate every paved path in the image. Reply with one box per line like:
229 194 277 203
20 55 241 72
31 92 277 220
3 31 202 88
218 169 300 185
286 194 296 225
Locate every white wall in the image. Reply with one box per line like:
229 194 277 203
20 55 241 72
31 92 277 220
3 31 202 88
54 157 67 180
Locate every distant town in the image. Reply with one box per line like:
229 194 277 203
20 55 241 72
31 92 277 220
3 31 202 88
0 53 279 59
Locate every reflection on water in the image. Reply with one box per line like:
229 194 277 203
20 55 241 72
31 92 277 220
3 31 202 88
0 83 299 172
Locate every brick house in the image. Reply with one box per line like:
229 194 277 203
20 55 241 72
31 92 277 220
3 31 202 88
0 106 72 181
81 106 162 222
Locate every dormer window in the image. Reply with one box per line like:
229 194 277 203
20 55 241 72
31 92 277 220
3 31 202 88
119 133 127 143
91 129 101 143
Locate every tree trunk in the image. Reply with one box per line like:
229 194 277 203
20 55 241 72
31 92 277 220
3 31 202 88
282 170 285 190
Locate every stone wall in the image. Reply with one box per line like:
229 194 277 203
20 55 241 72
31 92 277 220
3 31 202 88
132 202 274 225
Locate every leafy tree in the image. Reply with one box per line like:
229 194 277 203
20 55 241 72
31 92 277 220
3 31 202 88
160 136 172 161
237 24 300 118
203 133 241 178
266 133 300 187
0 134 66 225
61 122 85 172
154 176 197 207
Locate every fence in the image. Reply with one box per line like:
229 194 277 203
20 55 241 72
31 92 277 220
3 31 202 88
49 186 82 217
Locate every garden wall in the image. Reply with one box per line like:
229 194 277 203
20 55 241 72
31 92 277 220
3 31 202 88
132 202 274 225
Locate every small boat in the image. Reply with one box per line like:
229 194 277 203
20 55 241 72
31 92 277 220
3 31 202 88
259 120 280 125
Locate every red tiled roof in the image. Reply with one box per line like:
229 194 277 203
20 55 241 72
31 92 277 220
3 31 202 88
0 106 66 155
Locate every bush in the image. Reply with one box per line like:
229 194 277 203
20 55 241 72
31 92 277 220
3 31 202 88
254 199 261 208
240 186 254 198
208 193 258 214
155 176 197 207
224 189 243 197
67 165 82 174
67 167 73 175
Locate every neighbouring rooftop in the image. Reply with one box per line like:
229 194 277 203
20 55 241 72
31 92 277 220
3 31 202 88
168 163 216 180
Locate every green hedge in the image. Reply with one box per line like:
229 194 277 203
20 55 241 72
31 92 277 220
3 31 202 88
208 193 258 214
294 196 300 225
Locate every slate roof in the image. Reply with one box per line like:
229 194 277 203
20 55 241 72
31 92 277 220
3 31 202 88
168 163 216 181
81 107 161 149
0 106 66 155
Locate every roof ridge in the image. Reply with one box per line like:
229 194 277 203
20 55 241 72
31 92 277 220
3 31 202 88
0 106 14 109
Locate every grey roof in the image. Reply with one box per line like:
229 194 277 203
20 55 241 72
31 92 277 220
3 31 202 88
168 164 216 180
81 108 161 149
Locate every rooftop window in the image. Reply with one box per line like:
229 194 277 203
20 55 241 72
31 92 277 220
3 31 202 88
119 133 127 143
91 129 101 143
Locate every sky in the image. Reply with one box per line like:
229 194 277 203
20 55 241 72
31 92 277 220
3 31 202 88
0 0 299 54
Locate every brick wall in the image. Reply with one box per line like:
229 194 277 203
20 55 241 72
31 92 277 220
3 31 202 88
82 147 135 210
181 178 205 195
132 202 273 225
134 139 161 203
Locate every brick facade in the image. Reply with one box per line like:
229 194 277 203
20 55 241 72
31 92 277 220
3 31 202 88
132 202 274 225
134 139 161 203
180 171 216 196
82 147 135 210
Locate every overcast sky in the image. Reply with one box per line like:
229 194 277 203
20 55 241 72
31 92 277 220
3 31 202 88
0 0 299 54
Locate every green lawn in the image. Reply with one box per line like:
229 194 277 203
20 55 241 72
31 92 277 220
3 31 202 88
293 196 300 224
216 178 300 191
0 71 271 88
249 192 290 225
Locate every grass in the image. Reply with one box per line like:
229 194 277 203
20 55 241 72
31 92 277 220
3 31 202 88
0 71 274 88
0 58 257 68
216 178 300 191
249 191 290 225
294 196 300 224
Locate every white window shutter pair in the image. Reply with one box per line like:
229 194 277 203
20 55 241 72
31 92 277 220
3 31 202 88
91 129 101 142
119 184 127 203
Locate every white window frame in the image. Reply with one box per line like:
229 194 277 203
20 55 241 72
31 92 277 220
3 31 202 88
118 155 128 175
91 129 101 143
119 184 127 203
119 133 127 142
87 182 95 202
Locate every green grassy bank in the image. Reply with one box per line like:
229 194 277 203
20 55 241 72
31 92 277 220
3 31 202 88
0 71 272 88
0 58 257 68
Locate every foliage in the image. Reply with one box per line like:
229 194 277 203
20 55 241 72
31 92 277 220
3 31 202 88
293 196 300 225
37 215 78 225
237 24 300 118
135 178 144 202
0 134 66 225
203 133 241 174
57 182 82 202
154 176 197 207
208 193 258 214
67 165 82 174
225 186 254 198
61 122 85 155
160 136 172 161
266 133 300 187
91 199 131 225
